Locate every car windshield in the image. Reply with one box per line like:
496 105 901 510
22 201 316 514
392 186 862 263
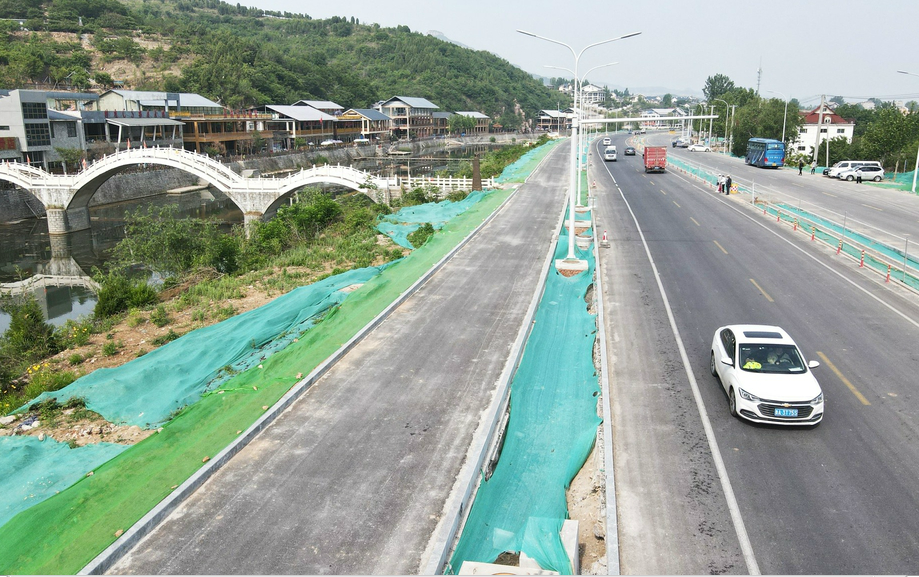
738 344 806 374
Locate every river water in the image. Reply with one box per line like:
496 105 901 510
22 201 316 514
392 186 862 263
0 189 243 332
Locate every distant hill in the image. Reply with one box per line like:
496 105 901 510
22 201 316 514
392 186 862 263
0 0 562 127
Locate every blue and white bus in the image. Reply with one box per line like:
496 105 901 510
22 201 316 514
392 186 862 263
745 138 785 168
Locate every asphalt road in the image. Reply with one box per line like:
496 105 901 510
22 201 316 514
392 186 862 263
109 144 570 574
594 132 919 574
666 137 919 250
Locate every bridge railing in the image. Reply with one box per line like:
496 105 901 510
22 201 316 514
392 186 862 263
401 176 496 192
85 146 242 188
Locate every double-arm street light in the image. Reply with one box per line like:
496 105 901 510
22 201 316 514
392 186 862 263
518 29 641 264
766 90 788 146
546 62 618 212
896 70 919 194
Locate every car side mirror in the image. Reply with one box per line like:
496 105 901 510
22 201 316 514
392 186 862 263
721 356 733 367
808 360 820 369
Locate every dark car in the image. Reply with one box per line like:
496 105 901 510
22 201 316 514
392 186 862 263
624 146 636 156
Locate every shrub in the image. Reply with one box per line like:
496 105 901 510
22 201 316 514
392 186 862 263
149 305 171 327
68 353 84 366
57 318 93 348
102 340 122 356
94 273 158 318
0 293 60 363
407 223 436 248
151 329 181 346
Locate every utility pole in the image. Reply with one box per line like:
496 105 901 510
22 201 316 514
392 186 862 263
814 94 825 163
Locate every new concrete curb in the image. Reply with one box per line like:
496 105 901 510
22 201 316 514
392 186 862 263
79 185 521 575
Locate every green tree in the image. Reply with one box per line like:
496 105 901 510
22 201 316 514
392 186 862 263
53 147 84 172
448 114 475 134
703 73 735 102
661 93 672 107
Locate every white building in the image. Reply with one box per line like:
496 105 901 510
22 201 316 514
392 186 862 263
790 103 855 155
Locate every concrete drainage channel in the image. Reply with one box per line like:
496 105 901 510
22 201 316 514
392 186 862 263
424 196 617 574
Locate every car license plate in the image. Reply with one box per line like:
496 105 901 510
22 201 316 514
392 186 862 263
775 408 798 417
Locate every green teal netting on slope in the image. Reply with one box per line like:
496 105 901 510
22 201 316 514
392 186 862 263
495 138 563 183
449 220 599 574
377 190 493 248
0 436 129 529
20 266 385 429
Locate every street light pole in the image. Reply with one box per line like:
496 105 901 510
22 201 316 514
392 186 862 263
714 98 729 154
767 90 788 146
518 29 641 262
547 62 618 210
897 70 919 194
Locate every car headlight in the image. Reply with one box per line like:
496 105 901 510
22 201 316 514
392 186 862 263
809 392 824 405
738 388 760 402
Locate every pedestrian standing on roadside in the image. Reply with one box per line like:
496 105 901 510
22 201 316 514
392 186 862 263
810 160 817 174
798 159 804 175
717 174 724 193
856 169 863 184
725 175 733 194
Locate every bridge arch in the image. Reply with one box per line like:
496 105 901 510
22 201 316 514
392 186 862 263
68 147 242 210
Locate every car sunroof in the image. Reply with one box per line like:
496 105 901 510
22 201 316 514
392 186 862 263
743 331 782 339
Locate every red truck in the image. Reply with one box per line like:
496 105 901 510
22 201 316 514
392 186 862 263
643 146 667 173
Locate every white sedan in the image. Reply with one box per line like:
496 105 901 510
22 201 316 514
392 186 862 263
710 324 824 425
688 143 711 152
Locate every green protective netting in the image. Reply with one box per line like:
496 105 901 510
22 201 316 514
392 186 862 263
449 219 600 575
19 265 385 428
377 190 492 248
0 437 129 529
0 184 520 576
495 138 563 183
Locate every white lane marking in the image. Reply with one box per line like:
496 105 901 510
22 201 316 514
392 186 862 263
667 169 919 331
612 174 761 575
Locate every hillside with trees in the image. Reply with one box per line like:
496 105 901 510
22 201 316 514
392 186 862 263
0 0 563 129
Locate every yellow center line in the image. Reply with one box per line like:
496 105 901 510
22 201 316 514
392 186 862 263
749 278 774 302
713 240 728 254
690 217 701 227
673 201 681 208
822 192 838 197
816 351 871 405
861 203 883 211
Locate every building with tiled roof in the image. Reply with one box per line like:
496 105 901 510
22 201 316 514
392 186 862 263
791 103 855 155
376 96 440 138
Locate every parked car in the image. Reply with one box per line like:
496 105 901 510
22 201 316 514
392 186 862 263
710 325 824 426
827 160 882 178
624 146 636 156
687 143 711 152
837 165 885 182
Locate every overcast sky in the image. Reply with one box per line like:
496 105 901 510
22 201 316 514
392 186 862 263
246 0 919 107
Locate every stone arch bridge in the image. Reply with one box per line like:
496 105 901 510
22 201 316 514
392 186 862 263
0 147 436 234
